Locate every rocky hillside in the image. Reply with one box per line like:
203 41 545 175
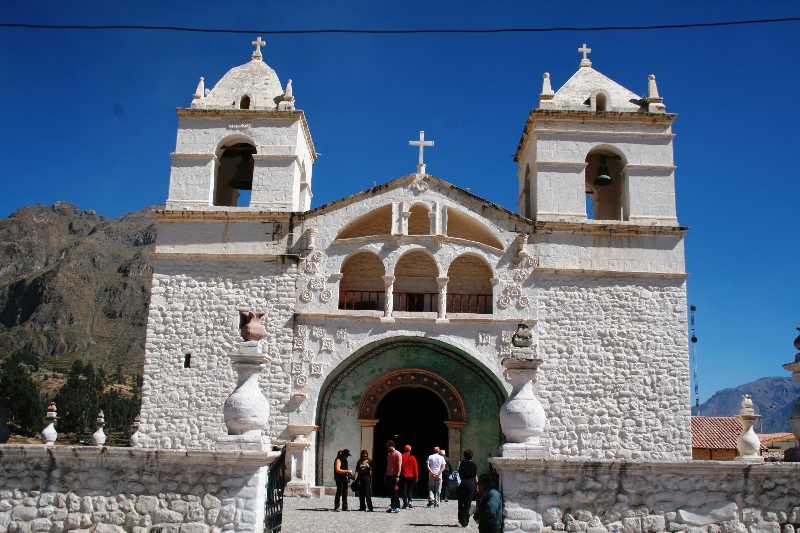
0 202 157 374
699 376 800 433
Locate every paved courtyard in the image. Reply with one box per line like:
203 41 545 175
282 495 479 532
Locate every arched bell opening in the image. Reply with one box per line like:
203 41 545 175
239 95 251 109
214 142 257 207
585 148 626 221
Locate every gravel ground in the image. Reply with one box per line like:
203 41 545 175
281 495 479 533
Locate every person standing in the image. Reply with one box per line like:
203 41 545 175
355 450 374 512
456 449 478 528
425 446 446 507
384 440 403 513
474 473 503 533
333 449 354 511
439 449 453 502
399 445 419 509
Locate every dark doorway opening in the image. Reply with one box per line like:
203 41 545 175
372 387 449 497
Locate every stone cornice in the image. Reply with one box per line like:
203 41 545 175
515 109 677 163
534 220 689 237
176 107 317 162
297 311 535 323
533 268 688 280
155 210 292 222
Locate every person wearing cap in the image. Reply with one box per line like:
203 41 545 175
473 473 503 532
399 444 419 508
333 449 354 511
439 449 453 502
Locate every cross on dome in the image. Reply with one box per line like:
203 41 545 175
409 131 434 175
578 44 592 67
252 36 266 60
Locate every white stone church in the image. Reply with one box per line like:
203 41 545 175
138 38 690 493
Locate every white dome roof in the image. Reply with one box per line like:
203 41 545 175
204 59 284 110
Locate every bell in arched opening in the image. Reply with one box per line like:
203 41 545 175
593 155 613 187
228 152 255 190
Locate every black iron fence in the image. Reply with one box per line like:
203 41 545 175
264 447 286 533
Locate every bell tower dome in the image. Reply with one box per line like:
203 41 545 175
515 45 677 225
165 37 316 212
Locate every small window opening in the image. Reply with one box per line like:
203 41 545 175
240 95 251 109
184 354 192 368
596 93 606 112
215 143 257 207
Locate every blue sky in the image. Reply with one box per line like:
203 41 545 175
1 1 798 402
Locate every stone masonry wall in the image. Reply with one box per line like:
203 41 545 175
0 445 272 533
138 257 297 449
535 275 691 460
492 458 800 533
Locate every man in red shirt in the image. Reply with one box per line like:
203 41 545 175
384 440 403 513
399 445 419 509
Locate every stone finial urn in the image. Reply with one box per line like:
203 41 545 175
782 327 800 462
129 414 141 447
239 310 266 341
41 402 58 446
223 341 270 436
92 410 107 446
499 358 549 457
735 394 763 463
511 324 533 348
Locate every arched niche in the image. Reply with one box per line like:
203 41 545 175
407 203 430 235
338 250 386 310
446 254 493 314
393 249 439 312
584 147 627 221
446 208 504 250
214 140 257 207
336 205 393 240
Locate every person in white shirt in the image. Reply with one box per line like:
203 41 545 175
426 446 446 507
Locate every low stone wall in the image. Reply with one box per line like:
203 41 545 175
0 445 272 533
491 458 800 533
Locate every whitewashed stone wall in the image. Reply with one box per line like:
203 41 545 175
138 257 297 449
491 458 800 533
0 446 271 533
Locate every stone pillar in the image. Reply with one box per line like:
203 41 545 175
383 276 396 320
437 277 449 320
782 327 800 462
735 394 763 463
217 341 271 452
498 358 549 458
445 421 466 465
358 419 379 456
285 424 319 496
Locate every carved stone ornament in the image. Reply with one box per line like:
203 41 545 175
517 296 530 308
478 332 491 345
291 361 303 374
512 323 533 347
322 338 334 352
239 310 266 341
497 296 511 309
501 331 513 345
302 350 315 362
92 410 107 446
293 335 306 351
312 326 325 339
734 394 764 463
310 277 325 291
300 290 313 302
296 375 308 387
336 328 347 340
507 284 522 298
310 362 324 376
320 289 332 303
409 177 429 192
304 262 318 275
41 402 58 446
223 342 270 436
311 251 324 262
513 269 527 282
499 358 549 458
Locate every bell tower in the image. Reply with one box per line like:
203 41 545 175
515 45 677 225
165 37 316 212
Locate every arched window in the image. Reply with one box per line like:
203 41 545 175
336 205 393 240
596 93 607 112
215 142 256 207
240 95 251 109
447 255 493 314
446 209 504 250
339 251 386 310
407 204 430 235
585 149 625 221
393 250 439 312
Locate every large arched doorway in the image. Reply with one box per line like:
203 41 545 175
316 338 506 488
372 388 448 496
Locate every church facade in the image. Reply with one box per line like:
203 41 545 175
137 40 691 490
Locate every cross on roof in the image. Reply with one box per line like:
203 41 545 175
409 131 434 175
252 37 265 59
578 44 592 67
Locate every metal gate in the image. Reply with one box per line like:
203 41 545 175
264 447 286 533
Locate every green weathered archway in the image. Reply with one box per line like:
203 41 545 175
316 337 506 486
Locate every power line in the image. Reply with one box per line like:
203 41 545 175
0 18 799 35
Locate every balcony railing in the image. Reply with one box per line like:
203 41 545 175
339 291 494 314
446 293 493 314
393 292 439 313
338 290 385 311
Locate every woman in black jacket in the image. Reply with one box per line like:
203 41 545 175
456 449 479 528
355 449 374 511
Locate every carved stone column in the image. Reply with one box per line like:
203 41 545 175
284 424 319 496
445 421 466 466
217 341 271 451
734 395 763 463
782 327 800 462
436 277 449 320
498 358 549 458
383 276 396 320
358 418 379 455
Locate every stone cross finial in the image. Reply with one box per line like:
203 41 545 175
409 131 434 175
252 36 266 60
578 44 592 67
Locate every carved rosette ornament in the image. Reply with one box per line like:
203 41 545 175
781 327 800 462
498 358 549 458
222 342 270 437
239 310 266 341
734 394 763 463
